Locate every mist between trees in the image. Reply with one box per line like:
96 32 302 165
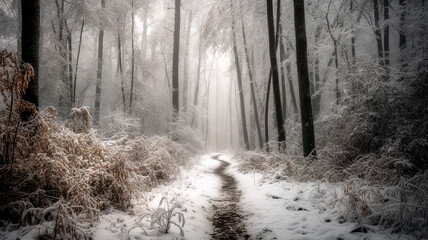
0 0 427 239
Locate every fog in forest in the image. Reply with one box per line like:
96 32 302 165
0 0 427 239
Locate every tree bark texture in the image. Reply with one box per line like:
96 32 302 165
293 0 316 157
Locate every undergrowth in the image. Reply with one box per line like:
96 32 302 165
236 56 428 238
127 196 185 239
0 50 191 239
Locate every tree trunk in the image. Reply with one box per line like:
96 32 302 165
230 0 250 150
142 11 148 60
183 11 193 113
129 0 135 113
264 0 283 150
117 33 126 112
73 20 84 107
192 43 202 127
56 0 70 117
264 69 272 151
326 3 340 105
399 0 406 50
240 7 263 149
333 39 339 103
16 0 22 55
293 0 316 157
373 0 384 66
399 0 407 81
94 0 105 124
172 0 181 119
229 78 233 147
312 24 322 118
383 0 390 80
205 77 211 148
66 33 73 106
266 0 286 150
350 0 356 64
285 43 298 115
279 25 287 123
21 0 40 121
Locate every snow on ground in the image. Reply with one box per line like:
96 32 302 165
0 153 419 240
93 154 221 240
221 154 417 240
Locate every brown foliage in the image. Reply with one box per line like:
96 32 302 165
0 50 190 239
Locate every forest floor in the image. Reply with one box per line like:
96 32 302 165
1 154 418 240
92 153 418 240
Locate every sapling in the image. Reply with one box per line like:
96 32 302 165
127 196 185 239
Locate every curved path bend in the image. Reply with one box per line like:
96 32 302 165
210 154 249 239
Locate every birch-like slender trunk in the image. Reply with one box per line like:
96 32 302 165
94 0 105 124
230 0 250 150
240 5 263 149
172 0 181 119
129 0 135 113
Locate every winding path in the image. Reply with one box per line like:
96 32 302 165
210 154 249 239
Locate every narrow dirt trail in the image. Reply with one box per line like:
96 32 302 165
210 154 249 239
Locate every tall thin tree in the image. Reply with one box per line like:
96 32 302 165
117 33 126 112
73 19 84 106
129 0 135 113
285 43 299 114
399 0 406 50
266 0 286 150
94 0 106 124
383 0 390 80
240 5 263 149
312 24 322 117
172 0 181 119
21 0 40 121
350 0 356 64
373 0 384 67
399 0 407 81
56 0 71 116
183 11 193 113
279 25 287 123
230 0 250 150
293 0 316 157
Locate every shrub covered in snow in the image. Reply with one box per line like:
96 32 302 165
128 196 185 238
64 107 93 134
0 105 191 238
98 111 141 139
0 62 192 239
235 53 428 237
168 112 204 154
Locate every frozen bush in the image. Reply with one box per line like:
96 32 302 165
0 102 191 239
168 113 204 154
65 106 93 134
99 111 141 139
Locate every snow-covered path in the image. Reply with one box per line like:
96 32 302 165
94 153 416 240
3 153 416 239
118 153 415 240
210 154 249 239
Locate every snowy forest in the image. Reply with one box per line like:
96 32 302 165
0 0 427 239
